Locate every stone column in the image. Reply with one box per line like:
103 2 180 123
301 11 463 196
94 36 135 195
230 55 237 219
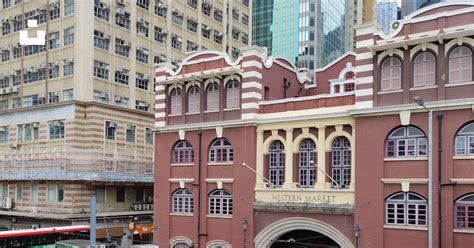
255 130 265 188
315 126 327 189
350 124 355 190
283 128 295 188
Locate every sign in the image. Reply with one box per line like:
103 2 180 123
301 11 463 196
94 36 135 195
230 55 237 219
271 193 336 204
19 20 46 45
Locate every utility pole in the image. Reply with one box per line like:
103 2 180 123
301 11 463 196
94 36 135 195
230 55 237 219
90 196 96 247
414 97 433 248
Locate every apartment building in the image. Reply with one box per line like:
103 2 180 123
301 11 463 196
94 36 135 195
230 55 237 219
0 0 250 246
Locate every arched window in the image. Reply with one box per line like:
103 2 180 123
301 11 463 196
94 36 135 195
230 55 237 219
381 57 401 91
455 194 474 229
386 126 426 158
207 241 231 248
385 192 427 226
449 46 472 84
413 51 436 87
172 140 194 164
171 189 193 214
298 139 316 188
268 140 285 188
331 137 351 189
207 83 220 111
209 138 233 163
173 243 191 248
170 88 182 115
226 80 240 109
208 189 232 216
188 86 200 113
454 122 474 156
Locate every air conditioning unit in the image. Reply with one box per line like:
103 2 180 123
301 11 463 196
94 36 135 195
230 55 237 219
9 16 18 22
105 4 111 9
115 96 124 102
161 29 169 34
104 34 111 40
12 43 19 48
137 17 145 24
54 91 60 97
133 204 142 211
0 88 6 95
126 125 135 131
177 37 182 43
116 8 125 15
3 197 13 209
10 86 18 93
0 127 7 132
31 224 40 230
26 67 35 73
143 75 150 80
53 121 61 126
124 41 131 47
99 92 107 98
9 143 17 149
116 0 126 5
32 123 39 128
138 101 149 107
10 71 17 76
37 6 46 12
115 67 123 73
36 64 46 69
53 61 60 66
108 122 117 128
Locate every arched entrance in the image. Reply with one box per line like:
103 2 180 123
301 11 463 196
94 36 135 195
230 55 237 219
254 217 354 248
271 229 340 248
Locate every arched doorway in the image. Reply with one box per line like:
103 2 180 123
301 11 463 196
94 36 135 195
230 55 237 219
254 217 354 248
271 229 340 248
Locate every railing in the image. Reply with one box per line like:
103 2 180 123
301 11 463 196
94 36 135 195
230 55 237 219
0 148 154 182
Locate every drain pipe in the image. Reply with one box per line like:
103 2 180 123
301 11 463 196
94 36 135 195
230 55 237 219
196 130 203 247
437 112 443 248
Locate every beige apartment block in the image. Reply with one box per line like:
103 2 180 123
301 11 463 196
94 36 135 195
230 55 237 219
0 0 251 245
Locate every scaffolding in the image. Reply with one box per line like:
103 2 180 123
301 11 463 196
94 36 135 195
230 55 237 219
0 144 154 183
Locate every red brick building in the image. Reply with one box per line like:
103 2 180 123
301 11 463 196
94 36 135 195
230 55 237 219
153 46 360 247
154 2 474 248
353 2 474 248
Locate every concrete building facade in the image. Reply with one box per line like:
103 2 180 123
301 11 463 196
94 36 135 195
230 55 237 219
0 0 250 245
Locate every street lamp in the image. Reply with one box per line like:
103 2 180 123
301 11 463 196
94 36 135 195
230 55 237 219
242 219 248 248
353 225 360 248
414 96 433 248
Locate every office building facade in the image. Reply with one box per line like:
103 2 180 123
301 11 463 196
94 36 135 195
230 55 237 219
400 0 441 17
375 1 398 34
253 0 355 70
252 0 299 63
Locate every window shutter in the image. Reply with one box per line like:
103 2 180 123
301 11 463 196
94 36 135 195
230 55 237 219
207 89 219 111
